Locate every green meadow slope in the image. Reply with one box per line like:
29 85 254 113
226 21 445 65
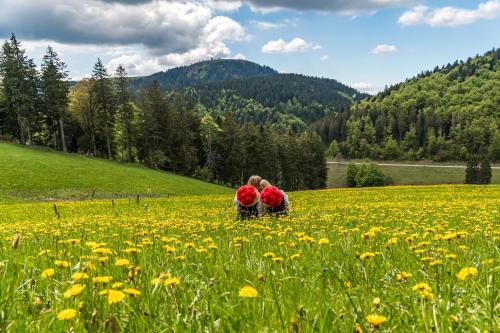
0 142 231 201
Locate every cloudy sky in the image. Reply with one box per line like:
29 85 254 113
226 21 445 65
0 0 499 93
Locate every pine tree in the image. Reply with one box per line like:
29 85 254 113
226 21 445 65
219 112 244 186
465 159 480 184
478 157 492 185
41 46 69 152
0 34 38 145
114 64 133 163
92 59 115 159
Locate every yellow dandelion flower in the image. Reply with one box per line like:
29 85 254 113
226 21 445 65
164 245 176 253
63 284 86 298
456 267 478 281
263 252 275 258
57 308 77 321
123 288 141 296
71 272 89 281
396 272 412 281
164 277 180 287
121 247 141 254
290 253 301 260
115 258 130 267
54 260 70 268
112 282 124 289
98 256 109 264
412 282 432 292
92 276 113 284
358 252 376 260
107 290 125 304
238 285 258 298
93 248 112 255
318 238 330 245
272 256 284 263
41 268 55 278
366 314 387 327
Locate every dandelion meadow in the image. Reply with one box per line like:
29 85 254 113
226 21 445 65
0 185 498 332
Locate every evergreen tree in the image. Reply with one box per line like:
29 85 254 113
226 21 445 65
478 158 492 185
0 34 38 144
92 58 115 159
114 65 133 163
465 159 480 184
219 112 244 186
40 46 69 151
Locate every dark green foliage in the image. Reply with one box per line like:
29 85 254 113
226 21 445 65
195 74 367 109
465 159 480 184
479 158 492 185
92 58 115 160
40 46 69 152
0 34 39 145
346 163 358 187
128 59 276 92
347 163 386 187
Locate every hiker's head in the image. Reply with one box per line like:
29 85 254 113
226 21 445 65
236 185 260 207
261 186 284 208
259 179 271 191
247 175 262 189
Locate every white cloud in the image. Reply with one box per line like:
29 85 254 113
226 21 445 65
251 20 286 30
262 38 321 54
212 0 415 14
320 55 329 61
370 44 398 55
205 0 242 12
351 82 381 94
233 53 247 60
398 1 500 27
1 1 248 77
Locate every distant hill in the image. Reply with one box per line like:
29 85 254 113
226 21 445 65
194 73 369 109
126 59 368 129
128 59 277 92
313 48 500 162
0 142 231 201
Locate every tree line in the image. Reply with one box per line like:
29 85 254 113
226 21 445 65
0 35 327 191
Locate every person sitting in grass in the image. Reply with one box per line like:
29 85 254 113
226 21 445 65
259 179 290 216
234 175 262 219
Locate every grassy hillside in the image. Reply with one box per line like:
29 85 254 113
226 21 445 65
0 142 231 201
328 160 500 187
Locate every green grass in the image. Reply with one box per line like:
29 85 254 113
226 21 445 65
0 142 231 201
328 160 500 188
0 185 498 332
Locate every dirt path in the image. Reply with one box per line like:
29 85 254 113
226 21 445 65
328 161 500 170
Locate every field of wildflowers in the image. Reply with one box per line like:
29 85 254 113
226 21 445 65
0 185 498 332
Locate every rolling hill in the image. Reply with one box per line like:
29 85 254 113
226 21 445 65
128 59 277 92
194 73 369 109
313 48 500 161
0 142 231 202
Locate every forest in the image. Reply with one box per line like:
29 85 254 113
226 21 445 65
0 35 327 191
312 49 500 163
1 34 499 191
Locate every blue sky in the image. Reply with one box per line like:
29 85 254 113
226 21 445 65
0 0 499 93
